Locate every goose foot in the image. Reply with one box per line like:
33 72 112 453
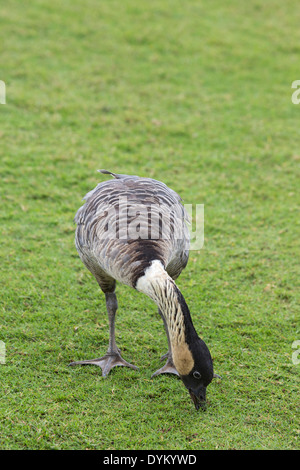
69 352 138 377
151 357 179 378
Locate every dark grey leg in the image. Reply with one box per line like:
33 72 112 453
151 309 179 378
69 292 138 377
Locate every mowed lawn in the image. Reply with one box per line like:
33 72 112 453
0 0 299 450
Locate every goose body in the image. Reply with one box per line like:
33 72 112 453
70 170 215 409
74 171 189 288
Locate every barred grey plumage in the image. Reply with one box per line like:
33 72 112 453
70 170 217 409
74 170 189 288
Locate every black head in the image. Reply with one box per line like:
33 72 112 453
180 337 214 410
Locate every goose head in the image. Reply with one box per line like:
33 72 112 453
179 337 214 410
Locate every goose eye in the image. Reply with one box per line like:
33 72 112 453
193 371 201 379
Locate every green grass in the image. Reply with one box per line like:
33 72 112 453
1 0 299 450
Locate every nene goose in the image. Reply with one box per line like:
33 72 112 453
69 170 217 409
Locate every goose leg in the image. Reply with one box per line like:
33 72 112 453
69 292 138 377
151 309 179 378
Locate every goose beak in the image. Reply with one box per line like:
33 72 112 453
188 386 206 410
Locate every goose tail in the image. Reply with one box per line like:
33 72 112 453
98 169 134 179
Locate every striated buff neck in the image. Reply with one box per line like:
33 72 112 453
136 260 197 375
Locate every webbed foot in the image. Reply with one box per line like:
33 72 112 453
69 352 138 377
151 355 179 378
